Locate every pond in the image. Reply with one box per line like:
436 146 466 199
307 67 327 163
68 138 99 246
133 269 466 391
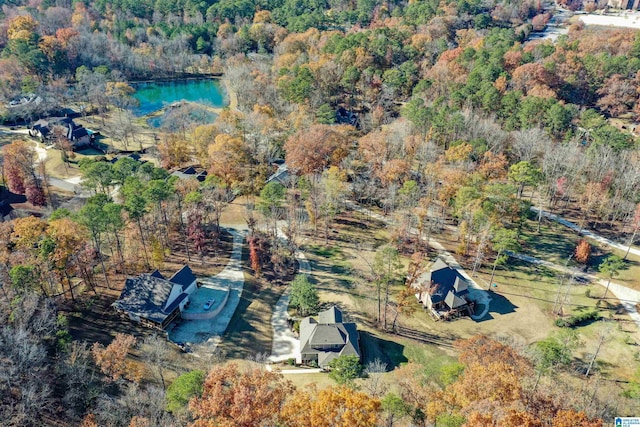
133 79 226 116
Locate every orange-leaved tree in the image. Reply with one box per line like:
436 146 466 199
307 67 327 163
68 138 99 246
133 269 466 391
575 239 591 265
207 134 250 189
284 124 352 176
92 333 142 383
281 385 381 427
421 336 603 426
189 363 294 427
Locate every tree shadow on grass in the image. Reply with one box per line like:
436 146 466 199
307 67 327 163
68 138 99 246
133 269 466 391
360 331 407 370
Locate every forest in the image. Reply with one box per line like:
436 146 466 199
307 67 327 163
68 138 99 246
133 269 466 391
1 0 640 425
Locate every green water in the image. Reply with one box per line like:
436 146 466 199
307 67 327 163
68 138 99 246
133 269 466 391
133 79 226 116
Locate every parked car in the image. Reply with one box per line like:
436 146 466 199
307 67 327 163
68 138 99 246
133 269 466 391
204 299 215 310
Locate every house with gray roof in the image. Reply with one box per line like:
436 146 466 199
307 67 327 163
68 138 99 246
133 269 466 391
171 166 208 182
412 258 471 317
298 306 360 368
266 163 290 186
29 117 91 149
113 265 197 330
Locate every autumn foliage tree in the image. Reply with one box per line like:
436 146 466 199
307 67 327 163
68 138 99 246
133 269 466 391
2 140 46 206
284 124 352 175
421 336 604 426
248 236 261 277
574 239 591 265
188 363 294 427
92 333 142 383
280 385 381 427
207 134 250 189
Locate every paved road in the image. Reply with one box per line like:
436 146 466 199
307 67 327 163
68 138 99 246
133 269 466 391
344 201 491 320
268 226 310 363
508 251 640 329
168 228 247 355
531 207 640 258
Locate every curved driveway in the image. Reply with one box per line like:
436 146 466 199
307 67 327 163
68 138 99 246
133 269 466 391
168 228 246 353
268 227 310 363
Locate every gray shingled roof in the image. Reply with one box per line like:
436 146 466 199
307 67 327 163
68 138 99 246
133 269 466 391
444 291 468 309
169 265 196 290
113 265 195 326
299 306 360 368
113 274 176 325
318 306 342 324
266 164 290 185
417 258 470 309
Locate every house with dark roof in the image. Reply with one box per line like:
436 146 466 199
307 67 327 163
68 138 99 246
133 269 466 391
412 258 471 318
171 166 208 182
298 306 360 368
29 117 91 149
113 265 197 330
266 163 290 186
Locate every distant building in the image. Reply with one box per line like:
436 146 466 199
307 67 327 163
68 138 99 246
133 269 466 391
109 153 146 164
335 107 360 127
113 265 197 330
171 166 208 182
29 117 91 149
266 163 290 186
613 0 637 9
7 94 41 109
412 258 472 319
298 306 360 368
0 201 13 222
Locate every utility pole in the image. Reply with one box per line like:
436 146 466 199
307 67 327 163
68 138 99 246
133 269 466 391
553 253 574 315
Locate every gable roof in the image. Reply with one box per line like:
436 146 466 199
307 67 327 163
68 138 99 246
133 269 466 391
113 265 196 326
113 274 176 325
266 163 290 185
169 265 196 290
70 126 89 140
299 306 360 368
171 167 208 182
0 201 12 217
445 291 468 309
416 258 470 308
318 306 342 324
150 269 165 279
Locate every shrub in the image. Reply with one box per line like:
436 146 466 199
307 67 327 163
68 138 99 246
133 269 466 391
328 355 363 384
166 370 205 413
555 310 600 328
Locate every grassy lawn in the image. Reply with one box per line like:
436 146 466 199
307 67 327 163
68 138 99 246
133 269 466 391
520 217 583 265
520 217 640 291
75 109 158 152
598 247 640 291
218 237 285 359
476 259 639 380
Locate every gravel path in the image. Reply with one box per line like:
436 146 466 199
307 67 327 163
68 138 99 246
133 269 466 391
508 251 640 329
531 207 640 258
